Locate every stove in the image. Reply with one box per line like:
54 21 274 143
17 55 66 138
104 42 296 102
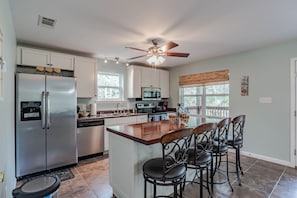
135 103 155 114
136 103 168 122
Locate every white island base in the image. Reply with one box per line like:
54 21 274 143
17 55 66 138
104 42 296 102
109 132 195 198
109 132 162 198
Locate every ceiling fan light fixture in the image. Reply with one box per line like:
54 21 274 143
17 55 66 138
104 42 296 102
146 55 165 66
115 57 119 64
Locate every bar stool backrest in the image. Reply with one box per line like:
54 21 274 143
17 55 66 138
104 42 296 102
160 128 193 177
231 115 246 147
192 123 217 162
216 117 231 146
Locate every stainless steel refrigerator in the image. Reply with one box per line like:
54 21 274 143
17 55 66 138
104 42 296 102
15 73 77 178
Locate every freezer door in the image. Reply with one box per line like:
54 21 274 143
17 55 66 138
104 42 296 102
46 76 77 169
15 73 46 177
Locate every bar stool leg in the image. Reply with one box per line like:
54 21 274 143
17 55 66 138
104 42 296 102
144 179 147 198
226 153 234 192
200 168 203 198
211 157 214 194
213 154 219 176
218 154 222 168
237 148 244 175
206 167 212 196
174 183 178 198
153 182 157 198
180 182 183 198
235 147 242 185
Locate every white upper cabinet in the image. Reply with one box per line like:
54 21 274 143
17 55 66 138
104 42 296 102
127 66 142 98
74 56 97 98
159 69 170 98
17 47 50 67
141 67 159 87
50 52 74 71
127 65 170 98
17 46 98 98
17 46 74 70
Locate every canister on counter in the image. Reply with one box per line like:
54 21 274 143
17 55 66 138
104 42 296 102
90 103 97 116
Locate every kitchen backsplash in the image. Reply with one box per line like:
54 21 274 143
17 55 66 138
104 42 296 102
77 98 171 112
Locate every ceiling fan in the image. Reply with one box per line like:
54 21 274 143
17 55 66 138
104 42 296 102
125 39 190 61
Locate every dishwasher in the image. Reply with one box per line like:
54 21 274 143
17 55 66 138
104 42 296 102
77 118 104 158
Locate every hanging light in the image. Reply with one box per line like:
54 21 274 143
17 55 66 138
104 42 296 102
146 55 165 66
115 57 119 64
104 57 108 63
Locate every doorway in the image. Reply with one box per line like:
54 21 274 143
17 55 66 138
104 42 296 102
290 58 297 167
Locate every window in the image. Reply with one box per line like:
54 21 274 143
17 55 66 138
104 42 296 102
180 82 229 123
97 72 124 101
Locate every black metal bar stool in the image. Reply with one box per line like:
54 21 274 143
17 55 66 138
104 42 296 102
212 118 233 192
143 128 193 198
186 122 217 198
227 115 246 186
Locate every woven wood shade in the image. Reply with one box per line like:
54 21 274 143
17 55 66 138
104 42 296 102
179 69 229 86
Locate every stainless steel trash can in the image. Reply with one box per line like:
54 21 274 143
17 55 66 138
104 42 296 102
12 175 60 198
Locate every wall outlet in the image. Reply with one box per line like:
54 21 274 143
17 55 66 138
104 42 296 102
259 97 272 103
0 172 4 182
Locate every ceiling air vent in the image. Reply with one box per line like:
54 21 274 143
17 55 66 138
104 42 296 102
38 15 56 29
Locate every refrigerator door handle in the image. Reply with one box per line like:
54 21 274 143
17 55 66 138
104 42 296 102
46 91 51 129
42 91 46 129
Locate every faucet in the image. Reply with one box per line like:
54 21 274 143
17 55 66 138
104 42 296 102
116 103 121 114
116 103 126 115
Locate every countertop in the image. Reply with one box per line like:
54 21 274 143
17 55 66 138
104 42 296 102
107 120 190 145
77 110 176 122
77 113 147 122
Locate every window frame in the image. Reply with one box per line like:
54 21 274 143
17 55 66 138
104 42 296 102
97 72 124 102
179 82 229 123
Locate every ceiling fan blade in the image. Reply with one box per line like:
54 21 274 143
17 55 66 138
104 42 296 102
125 46 147 52
165 52 190 57
127 54 147 60
161 41 178 52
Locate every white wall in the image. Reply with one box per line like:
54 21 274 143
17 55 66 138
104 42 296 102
78 60 136 111
170 39 297 165
0 0 17 197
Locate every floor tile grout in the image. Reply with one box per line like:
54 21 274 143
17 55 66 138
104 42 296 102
268 167 286 198
55 154 296 198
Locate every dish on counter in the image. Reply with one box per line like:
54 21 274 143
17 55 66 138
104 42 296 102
79 111 90 117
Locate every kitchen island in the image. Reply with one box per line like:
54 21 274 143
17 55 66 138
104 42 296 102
107 120 199 198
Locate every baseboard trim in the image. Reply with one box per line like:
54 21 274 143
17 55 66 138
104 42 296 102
238 150 295 168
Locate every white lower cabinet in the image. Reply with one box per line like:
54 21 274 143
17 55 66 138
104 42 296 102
136 115 148 123
104 115 148 152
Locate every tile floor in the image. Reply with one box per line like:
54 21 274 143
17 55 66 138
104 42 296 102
57 153 297 198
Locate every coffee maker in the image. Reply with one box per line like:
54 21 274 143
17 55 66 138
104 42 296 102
158 101 168 111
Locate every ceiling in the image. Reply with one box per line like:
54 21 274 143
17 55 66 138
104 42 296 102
9 0 297 68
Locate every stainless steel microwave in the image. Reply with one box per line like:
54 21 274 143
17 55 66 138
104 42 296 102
142 87 161 100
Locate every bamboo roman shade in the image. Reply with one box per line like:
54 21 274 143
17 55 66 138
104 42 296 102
179 69 229 86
